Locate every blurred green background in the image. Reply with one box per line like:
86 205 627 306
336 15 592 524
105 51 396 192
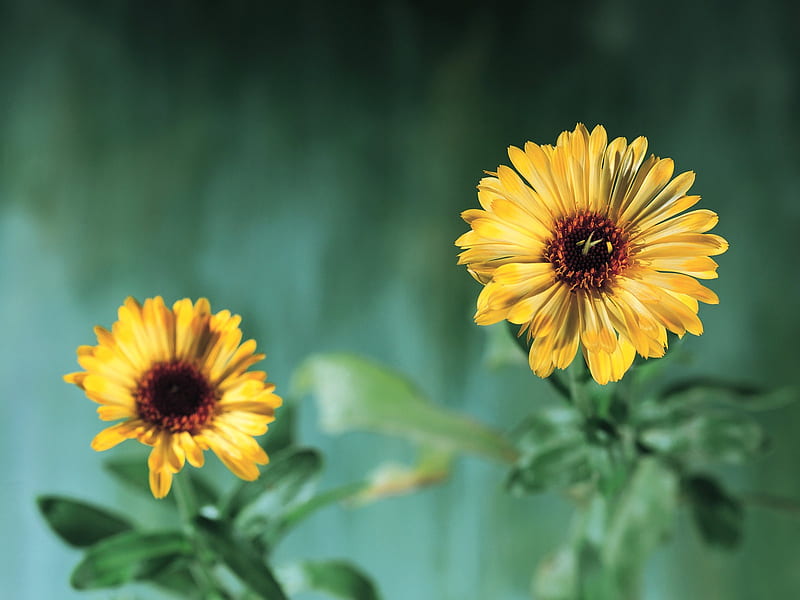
3 0 799 598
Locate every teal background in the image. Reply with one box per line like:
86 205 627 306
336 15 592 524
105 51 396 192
2 0 799 598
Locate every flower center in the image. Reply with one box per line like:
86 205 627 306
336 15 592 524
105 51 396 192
136 361 216 433
544 211 630 291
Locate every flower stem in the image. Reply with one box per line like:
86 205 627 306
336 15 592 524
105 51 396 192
172 473 228 600
275 481 368 538
172 471 198 528
567 363 592 417
546 370 572 401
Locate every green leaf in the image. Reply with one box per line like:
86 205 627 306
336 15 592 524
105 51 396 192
507 443 591 495
638 413 764 463
535 498 626 600
104 455 218 506
684 474 743 549
511 407 583 452
37 495 132 548
223 447 322 522
354 446 452 504
576 542 624 600
602 458 678 579
70 530 192 589
195 516 288 600
659 379 797 412
277 560 381 600
506 408 591 495
147 560 198 596
534 547 578 600
292 353 517 463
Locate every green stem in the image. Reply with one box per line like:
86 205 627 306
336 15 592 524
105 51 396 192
172 473 227 600
273 482 368 540
546 370 572 401
743 492 800 517
567 363 592 417
173 472 198 529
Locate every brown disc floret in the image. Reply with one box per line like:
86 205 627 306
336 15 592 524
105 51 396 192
545 211 631 292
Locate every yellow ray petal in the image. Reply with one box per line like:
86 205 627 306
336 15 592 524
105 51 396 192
149 468 173 499
91 421 141 451
178 431 205 468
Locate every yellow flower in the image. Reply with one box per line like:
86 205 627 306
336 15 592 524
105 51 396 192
456 124 728 385
65 297 282 498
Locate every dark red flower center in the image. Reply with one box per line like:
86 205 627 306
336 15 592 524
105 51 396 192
544 211 630 291
136 361 216 432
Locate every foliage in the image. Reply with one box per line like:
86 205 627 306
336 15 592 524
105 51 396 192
293 340 796 599
38 403 381 599
41 339 796 598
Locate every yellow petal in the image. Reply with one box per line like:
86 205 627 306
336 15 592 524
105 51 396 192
628 171 696 228
64 372 88 387
216 411 271 436
97 404 136 421
148 433 169 472
647 256 719 279
178 432 205 468
91 421 140 451
643 272 719 304
634 209 719 243
149 468 173 499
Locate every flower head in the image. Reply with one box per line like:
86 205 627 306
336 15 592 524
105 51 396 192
65 297 282 498
456 124 727 384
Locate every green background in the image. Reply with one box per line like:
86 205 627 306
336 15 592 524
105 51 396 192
2 0 799 598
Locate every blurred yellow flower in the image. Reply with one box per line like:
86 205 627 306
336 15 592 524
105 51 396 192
65 297 282 498
456 124 727 385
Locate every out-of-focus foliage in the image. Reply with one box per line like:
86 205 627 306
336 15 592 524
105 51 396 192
39 406 383 599
295 340 795 599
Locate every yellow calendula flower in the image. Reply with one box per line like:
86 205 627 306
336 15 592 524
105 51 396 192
456 124 728 385
65 297 282 498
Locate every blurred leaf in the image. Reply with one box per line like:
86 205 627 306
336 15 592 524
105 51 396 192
37 495 132 548
70 530 192 590
104 455 218 507
684 474 743 549
261 399 297 456
511 407 583 453
148 560 198 596
195 516 288 600
223 447 322 521
661 377 760 399
534 547 578 600
660 379 797 412
639 413 764 463
355 446 452 504
507 408 591 495
576 542 624 600
277 560 381 600
535 498 628 600
603 458 678 579
293 353 517 463
507 443 592 495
